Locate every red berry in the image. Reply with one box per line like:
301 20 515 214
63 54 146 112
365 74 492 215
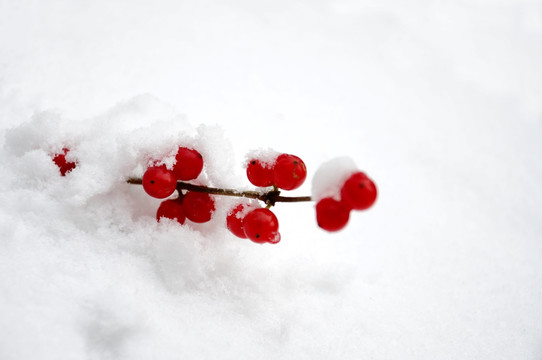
316 197 350 232
52 148 77 176
226 204 249 239
142 165 177 199
172 147 204 181
341 172 377 210
243 208 280 244
156 198 186 224
246 159 275 187
273 154 307 190
182 191 215 223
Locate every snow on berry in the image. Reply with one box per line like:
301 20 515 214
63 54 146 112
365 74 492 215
244 148 281 169
246 159 275 187
226 200 263 239
311 156 359 202
226 203 253 238
226 204 248 238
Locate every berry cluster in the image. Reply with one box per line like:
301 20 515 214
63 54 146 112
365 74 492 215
316 172 377 232
224 152 307 243
226 204 280 244
141 147 215 225
49 143 377 242
246 153 307 190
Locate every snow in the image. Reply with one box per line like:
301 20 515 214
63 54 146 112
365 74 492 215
311 157 360 201
244 148 281 168
1 0 542 359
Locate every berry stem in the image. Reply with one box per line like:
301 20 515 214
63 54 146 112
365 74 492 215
126 177 312 206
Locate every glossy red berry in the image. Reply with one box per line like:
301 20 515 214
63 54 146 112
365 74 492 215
243 208 280 244
273 154 307 190
172 147 204 181
142 165 177 199
52 148 77 176
246 159 275 187
182 191 215 223
156 198 185 224
316 197 351 232
341 172 377 210
226 204 249 238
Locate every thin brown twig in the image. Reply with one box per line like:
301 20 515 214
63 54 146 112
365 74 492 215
126 177 312 206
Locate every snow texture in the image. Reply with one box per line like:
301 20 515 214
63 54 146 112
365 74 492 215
244 148 281 168
1 0 541 359
311 157 359 201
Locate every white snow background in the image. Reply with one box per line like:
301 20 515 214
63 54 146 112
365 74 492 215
1 0 541 359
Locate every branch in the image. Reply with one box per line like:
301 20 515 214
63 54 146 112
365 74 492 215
126 178 312 206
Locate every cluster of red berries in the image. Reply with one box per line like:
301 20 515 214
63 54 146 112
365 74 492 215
143 149 308 244
246 153 307 190
226 204 280 244
141 147 213 225
315 172 377 232
50 144 376 241
224 153 308 243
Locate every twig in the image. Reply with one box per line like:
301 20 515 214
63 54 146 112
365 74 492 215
126 178 312 206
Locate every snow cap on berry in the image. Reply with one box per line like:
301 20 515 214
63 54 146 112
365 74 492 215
226 201 260 239
227 199 259 218
311 157 359 202
244 148 281 169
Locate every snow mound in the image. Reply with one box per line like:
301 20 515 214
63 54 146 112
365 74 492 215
0 95 351 360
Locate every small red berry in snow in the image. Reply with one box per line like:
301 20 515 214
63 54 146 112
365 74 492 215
226 204 249 239
52 148 77 176
246 159 275 187
156 198 186 224
316 197 350 232
341 172 377 210
142 165 177 199
172 147 204 181
182 191 215 223
273 154 307 190
243 208 280 244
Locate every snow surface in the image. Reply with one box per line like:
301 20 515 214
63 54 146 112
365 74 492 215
1 0 542 359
